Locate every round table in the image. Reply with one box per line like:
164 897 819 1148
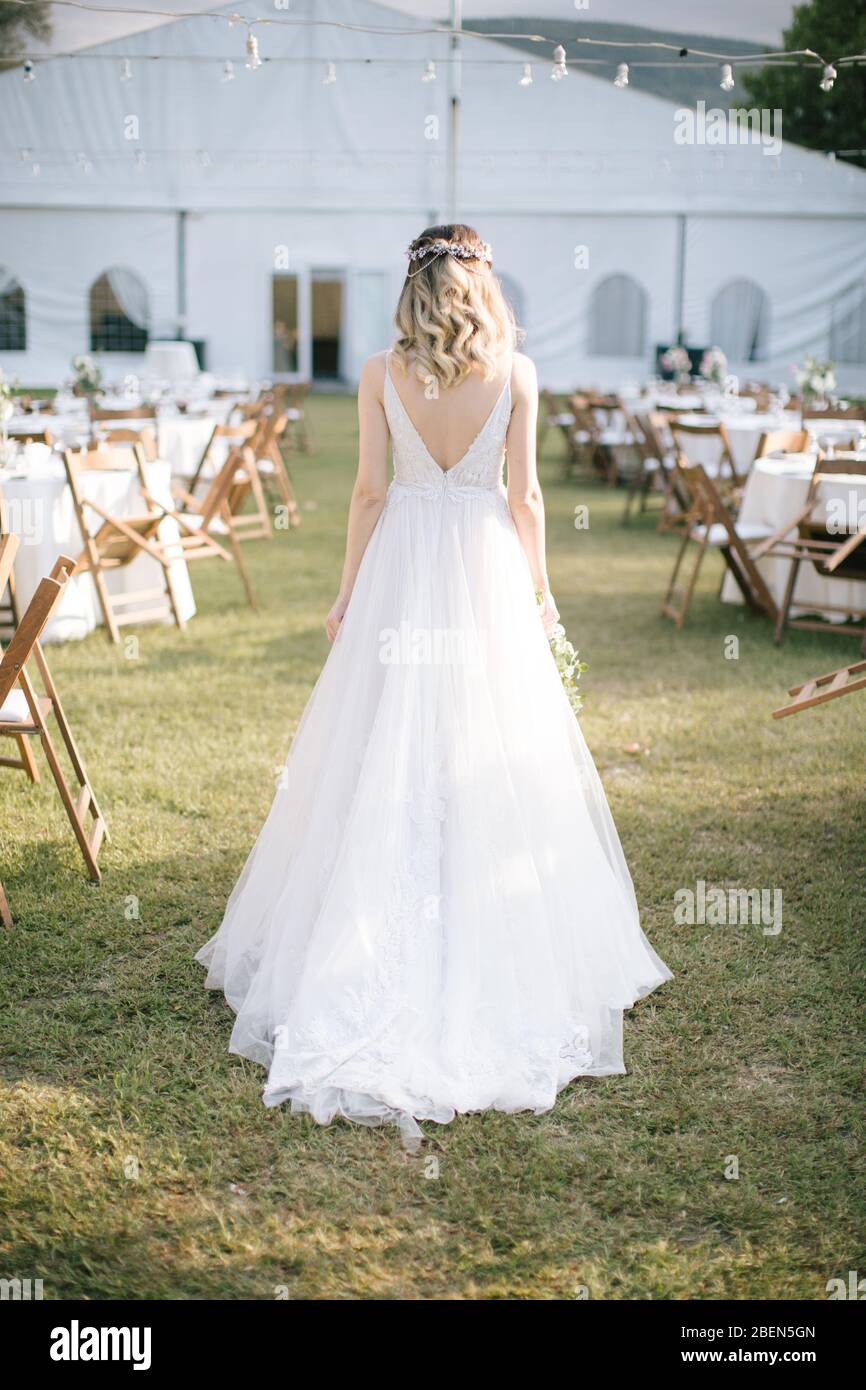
720 453 866 620
673 413 866 477
1 454 196 643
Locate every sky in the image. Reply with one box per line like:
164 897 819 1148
30 0 797 56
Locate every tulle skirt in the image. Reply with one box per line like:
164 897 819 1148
196 480 671 1146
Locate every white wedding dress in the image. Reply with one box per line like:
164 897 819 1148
197 357 671 1147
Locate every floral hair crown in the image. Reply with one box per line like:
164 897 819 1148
406 238 493 277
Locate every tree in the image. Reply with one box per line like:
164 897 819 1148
0 1 52 65
743 0 866 168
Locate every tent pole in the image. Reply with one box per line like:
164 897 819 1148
674 212 687 343
176 208 187 340
447 0 462 221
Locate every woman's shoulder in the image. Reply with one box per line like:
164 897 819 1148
509 351 537 397
359 350 390 399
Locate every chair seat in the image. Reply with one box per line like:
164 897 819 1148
599 429 636 447
256 459 276 474
691 521 774 546
551 413 575 427
0 689 30 723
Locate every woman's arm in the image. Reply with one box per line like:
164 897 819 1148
505 354 560 634
326 355 390 641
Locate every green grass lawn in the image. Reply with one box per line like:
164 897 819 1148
1 395 864 1300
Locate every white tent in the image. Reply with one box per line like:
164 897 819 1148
2 0 866 390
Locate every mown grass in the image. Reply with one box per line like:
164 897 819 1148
1 395 864 1300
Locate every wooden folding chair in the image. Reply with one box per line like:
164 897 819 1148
772 658 866 719
153 446 265 611
750 455 866 650
274 382 315 454
253 411 301 526
63 444 190 643
669 419 744 504
0 538 109 919
755 429 809 460
621 408 673 523
103 426 158 461
9 428 54 448
537 391 578 473
0 492 21 636
565 395 613 483
187 419 257 498
661 461 778 629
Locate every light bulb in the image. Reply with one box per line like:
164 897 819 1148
551 45 567 81
120 59 132 82
720 64 734 92
323 61 337 85
819 63 836 92
614 62 629 88
23 59 35 81
222 60 235 82
246 32 261 71
422 61 436 83
519 64 533 87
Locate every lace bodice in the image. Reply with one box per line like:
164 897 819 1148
383 356 512 495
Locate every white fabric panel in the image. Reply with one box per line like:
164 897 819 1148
106 266 150 328
0 209 176 383
682 216 866 392
709 278 770 361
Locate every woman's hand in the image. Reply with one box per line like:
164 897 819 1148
325 594 349 642
537 588 560 637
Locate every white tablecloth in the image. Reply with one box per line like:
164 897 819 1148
1 457 196 643
720 454 866 620
673 413 866 477
7 405 233 479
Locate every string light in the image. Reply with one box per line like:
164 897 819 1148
519 63 533 87
614 62 629 88
23 59 35 81
421 60 436 83
551 45 567 81
120 58 132 82
245 31 261 71
819 63 836 91
323 61 337 85
720 63 734 91
221 59 235 82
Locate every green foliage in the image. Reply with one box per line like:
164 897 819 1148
743 0 866 167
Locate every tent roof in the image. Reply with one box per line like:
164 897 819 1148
3 0 865 215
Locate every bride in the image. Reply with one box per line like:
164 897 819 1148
197 224 671 1148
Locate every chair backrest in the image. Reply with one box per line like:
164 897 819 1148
0 533 21 599
0 554 75 708
802 404 866 420
670 418 740 482
800 455 866 579
13 429 54 447
90 404 157 422
633 411 670 465
104 426 158 461
63 444 151 530
755 429 809 459
196 446 255 527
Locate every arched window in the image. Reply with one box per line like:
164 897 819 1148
710 279 769 361
588 274 647 357
89 268 149 352
0 271 26 352
497 272 526 332
830 281 866 365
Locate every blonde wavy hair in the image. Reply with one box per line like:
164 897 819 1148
392 224 517 388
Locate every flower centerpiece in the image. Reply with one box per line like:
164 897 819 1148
71 353 103 399
793 355 836 409
0 368 19 468
661 344 692 385
699 346 727 388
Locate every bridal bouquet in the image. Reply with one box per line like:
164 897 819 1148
538 598 587 716
793 355 836 402
699 346 727 387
